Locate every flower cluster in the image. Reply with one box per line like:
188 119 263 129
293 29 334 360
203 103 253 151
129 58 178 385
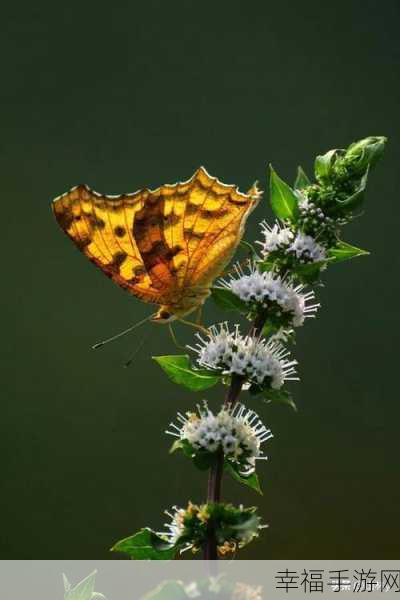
218 262 319 327
188 323 298 389
158 502 264 556
289 231 327 263
257 220 327 264
256 221 293 254
166 402 273 475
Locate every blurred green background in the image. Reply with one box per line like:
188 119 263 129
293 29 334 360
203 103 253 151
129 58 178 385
2 0 399 559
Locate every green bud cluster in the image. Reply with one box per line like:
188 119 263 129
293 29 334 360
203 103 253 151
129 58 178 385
260 136 387 284
310 136 387 220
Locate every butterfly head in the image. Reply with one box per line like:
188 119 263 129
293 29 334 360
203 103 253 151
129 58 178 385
151 307 177 324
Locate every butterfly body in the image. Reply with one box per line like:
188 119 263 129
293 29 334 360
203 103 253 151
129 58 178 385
52 167 260 322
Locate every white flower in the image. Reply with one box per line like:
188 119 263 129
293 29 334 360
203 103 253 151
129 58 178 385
257 220 294 254
166 401 273 475
288 232 327 262
159 506 187 546
257 220 327 264
218 263 320 327
188 323 298 389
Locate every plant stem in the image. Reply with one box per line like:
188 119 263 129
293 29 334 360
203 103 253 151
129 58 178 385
203 311 267 560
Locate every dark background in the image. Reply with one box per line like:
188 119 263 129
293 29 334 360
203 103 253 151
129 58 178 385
2 0 399 559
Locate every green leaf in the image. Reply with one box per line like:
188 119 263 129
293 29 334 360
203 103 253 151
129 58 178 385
225 461 263 495
345 136 387 173
65 572 96 600
262 321 278 338
211 287 248 313
170 438 194 457
293 260 326 284
111 529 176 560
335 168 369 212
153 355 221 391
262 388 297 412
258 258 276 273
328 240 369 263
314 149 338 180
171 439 217 470
294 166 311 190
193 451 217 471
269 165 299 221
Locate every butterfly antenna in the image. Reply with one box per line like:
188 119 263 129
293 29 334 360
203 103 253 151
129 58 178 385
123 332 152 368
92 314 154 350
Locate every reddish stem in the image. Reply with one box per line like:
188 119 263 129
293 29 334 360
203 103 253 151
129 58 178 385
203 312 267 560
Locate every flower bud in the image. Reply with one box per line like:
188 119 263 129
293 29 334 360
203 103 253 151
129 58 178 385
345 136 387 174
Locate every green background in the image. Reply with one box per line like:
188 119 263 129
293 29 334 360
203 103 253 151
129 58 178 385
2 0 399 559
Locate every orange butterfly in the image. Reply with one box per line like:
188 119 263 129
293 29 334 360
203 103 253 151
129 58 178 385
52 167 260 326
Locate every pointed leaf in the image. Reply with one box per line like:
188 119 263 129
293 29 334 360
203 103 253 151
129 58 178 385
294 166 311 190
258 258 276 273
66 572 96 600
328 240 369 263
170 440 217 470
262 388 297 411
225 461 262 495
153 355 220 391
169 439 194 457
345 136 387 173
193 450 217 471
269 165 299 220
262 321 279 338
111 528 176 560
314 149 339 180
211 288 248 313
335 168 369 212
293 260 327 284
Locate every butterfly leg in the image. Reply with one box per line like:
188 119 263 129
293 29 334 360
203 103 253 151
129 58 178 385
168 323 187 350
177 318 210 336
195 305 203 326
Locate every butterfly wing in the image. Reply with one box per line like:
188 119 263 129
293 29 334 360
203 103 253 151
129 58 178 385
52 168 260 312
180 168 260 294
52 184 178 304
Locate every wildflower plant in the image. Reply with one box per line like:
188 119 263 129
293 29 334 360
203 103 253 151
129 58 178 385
112 136 386 560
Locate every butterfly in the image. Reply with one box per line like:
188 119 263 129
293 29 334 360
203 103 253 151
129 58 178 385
52 167 260 326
